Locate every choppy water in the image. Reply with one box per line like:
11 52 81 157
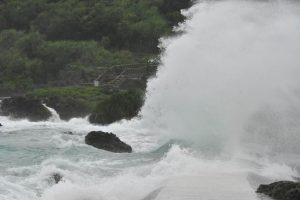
1 0 300 199
0 115 299 200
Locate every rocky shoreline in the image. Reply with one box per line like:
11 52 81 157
0 88 144 124
257 181 300 200
2 96 300 195
41 95 91 120
0 96 51 121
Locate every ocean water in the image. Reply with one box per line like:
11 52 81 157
1 0 300 199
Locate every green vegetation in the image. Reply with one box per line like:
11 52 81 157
0 0 191 122
27 86 145 122
89 89 144 124
0 0 191 93
0 30 142 91
27 86 109 120
28 86 107 109
27 86 146 122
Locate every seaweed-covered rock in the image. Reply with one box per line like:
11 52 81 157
257 181 300 200
0 96 51 121
89 89 144 125
85 131 132 153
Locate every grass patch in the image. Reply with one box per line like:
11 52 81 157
28 86 108 111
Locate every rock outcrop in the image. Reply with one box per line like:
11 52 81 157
43 96 91 120
89 89 144 125
0 96 51 121
52 173 63 184
257 181 300 200
85 131 132 153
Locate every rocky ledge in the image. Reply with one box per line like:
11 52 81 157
257 181 300 200
42 96 91 120
0 96 51 121
85 131 132 153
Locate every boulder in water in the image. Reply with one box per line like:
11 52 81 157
0 96 51 121
85 131 132 153
257 181 300 200
52 173 63 184
63 131 73 135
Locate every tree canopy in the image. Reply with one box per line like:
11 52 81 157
0 0 191 92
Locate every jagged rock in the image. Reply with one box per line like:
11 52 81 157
52 173 63 184
0 96 51 121
257 181 300 200
85 131 132 153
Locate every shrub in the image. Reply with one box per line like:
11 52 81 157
89 89 144 125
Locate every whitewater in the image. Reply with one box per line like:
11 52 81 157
1 0 300 199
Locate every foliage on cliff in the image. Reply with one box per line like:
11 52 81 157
89 89 144 125
0 0 191 92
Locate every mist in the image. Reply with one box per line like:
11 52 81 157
138 0 300 154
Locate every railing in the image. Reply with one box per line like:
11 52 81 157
94 63 158 82
91 63 158 89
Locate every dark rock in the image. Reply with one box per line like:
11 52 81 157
0 88 25 97
286 188 300 200
63 131 73 135
52 173 63 184
85 131 132 153
0 96 51 121
0 123 2 126
257 181 300 200
43 96 91 120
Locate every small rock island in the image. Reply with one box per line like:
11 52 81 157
85 131 132 153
